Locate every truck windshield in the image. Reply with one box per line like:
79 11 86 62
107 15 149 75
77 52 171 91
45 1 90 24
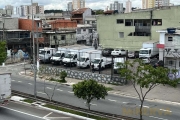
92 59 100 64
79 58 86 62
39 50 46 54
140 50 148 54
65 54 74 58
54 53 61 57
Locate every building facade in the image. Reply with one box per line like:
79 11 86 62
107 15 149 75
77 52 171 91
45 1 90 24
67 2 73 11
96 6 180 50
72 0 85 10
125 0 132 13
109 1 123 13
142 0 170 9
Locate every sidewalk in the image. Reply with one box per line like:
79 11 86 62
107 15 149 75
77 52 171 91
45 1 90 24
19 70 180 104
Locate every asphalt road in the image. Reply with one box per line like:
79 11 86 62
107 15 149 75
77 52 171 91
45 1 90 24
0 101 81 120
11 74 180 120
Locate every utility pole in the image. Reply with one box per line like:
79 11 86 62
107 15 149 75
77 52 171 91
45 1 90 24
31 0 37 99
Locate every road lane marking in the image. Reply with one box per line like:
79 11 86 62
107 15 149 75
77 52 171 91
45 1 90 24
47 117 71 119
37 91 46 95
18 81 22 83
149 116 168 120
12 80 15 81
84 102 97 106
1 106 46 119
108 99 117 102
56 89 63 91
68 91 74 94
123 102 128 104
43 112 53 118
159 109 172 113
28 83 32 85
46 87 52 90
139 105 149 108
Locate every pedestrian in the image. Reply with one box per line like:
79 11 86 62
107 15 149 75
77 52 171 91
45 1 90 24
98 61 101 74
91 63 95 73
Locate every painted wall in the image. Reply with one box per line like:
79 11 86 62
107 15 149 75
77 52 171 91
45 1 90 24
97 6 180 51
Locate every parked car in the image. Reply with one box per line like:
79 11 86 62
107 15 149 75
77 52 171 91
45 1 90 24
151 60 164 68
102 48 114 56
111 49 126 56
128 51 139 58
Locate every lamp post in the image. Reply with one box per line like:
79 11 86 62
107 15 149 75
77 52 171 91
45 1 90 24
31 0 37 99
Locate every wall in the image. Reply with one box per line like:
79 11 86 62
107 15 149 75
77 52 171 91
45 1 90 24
0 18 18 29
83 9 92 24
50 20 77 30
38 66 126 85
97 6 180 50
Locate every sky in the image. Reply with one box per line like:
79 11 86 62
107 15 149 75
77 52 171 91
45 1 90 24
0 0 179 11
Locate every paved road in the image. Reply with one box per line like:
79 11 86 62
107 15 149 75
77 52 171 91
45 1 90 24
11 74 180 120
0 101 81 120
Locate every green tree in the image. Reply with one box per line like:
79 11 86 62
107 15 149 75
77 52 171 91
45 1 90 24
0 41 7 65
73 79 108 112
118 59 179 120
60 71 67 82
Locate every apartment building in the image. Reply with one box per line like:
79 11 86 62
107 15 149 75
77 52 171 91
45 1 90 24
109 1 123 13
97 6 180 50
142 0 170 9
72 0 85 10
68 2 73 11
125 0 132 13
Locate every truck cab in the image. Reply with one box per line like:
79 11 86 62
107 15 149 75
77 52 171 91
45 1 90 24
50 51 66 65
139 48 152 58
77 56 90 68
63 52 78 66
39 48 56 63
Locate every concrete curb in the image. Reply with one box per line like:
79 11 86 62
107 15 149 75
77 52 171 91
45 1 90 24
39 105 95 120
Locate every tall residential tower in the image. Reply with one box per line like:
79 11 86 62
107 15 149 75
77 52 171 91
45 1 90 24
72 0 85 10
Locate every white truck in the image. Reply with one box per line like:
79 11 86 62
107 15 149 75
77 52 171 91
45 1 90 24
0 73 11 105
91 57 112 70
39 48 57 63
113 58 126 73
50 48 67 65
77 50 102 68
139 41 159 63
62 46 94 67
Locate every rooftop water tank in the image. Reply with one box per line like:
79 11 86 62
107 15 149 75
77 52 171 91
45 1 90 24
167 28 176 33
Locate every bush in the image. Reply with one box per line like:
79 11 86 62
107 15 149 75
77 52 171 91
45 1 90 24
60 71 67 82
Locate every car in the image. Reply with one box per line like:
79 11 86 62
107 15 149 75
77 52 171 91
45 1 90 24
102 48 114 56
111 49 126 56
151 60 164 68
128 51 139 58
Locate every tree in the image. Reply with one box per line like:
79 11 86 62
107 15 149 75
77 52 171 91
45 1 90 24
72 79 108 113
118 59 179 120
60 71 67 82
0 41 7 65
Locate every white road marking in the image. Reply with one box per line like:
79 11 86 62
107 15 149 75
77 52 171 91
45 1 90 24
47 117 71 119
108 99 117 102
84 102 97 106
149 116 168 120
56 89 63 91
28 83 33 85
12 80 15 81
43 112 53 118
1 106 46 120
159 109 172 113
139 105 149 108
123 102 128 104
68 91 74 94
18 81 22 83
37 92 46 95
46 87 52 90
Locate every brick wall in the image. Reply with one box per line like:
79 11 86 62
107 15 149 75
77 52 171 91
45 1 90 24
50 20 77 30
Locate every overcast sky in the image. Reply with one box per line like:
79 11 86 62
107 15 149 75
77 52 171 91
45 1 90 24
0 0 179 10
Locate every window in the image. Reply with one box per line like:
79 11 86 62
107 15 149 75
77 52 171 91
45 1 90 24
87 21 90 24
47 51 50 54
125 19 133 26
37 22 41 27
169 60 174 66
117 19 124 24
119 32 124 38
152 19 162 26
168 37 173 41
61 35 66 40
53 36 57 39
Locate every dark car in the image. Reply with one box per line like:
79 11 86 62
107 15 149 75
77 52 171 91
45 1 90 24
128 51 139 58
150 59 164 68
102 48 114 56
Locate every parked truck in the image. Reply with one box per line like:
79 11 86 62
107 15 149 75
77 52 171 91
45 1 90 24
91 57 112 70
62 46 94 67
114 58 126 73
139 41 159 63
77 50 102 68
0 73 11 105
39 48 57 63
50 48 67 65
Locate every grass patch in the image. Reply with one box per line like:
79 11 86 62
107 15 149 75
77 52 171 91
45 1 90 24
23 99 34 103
49 77 67 83
106 87 113 91
44 104 109 120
